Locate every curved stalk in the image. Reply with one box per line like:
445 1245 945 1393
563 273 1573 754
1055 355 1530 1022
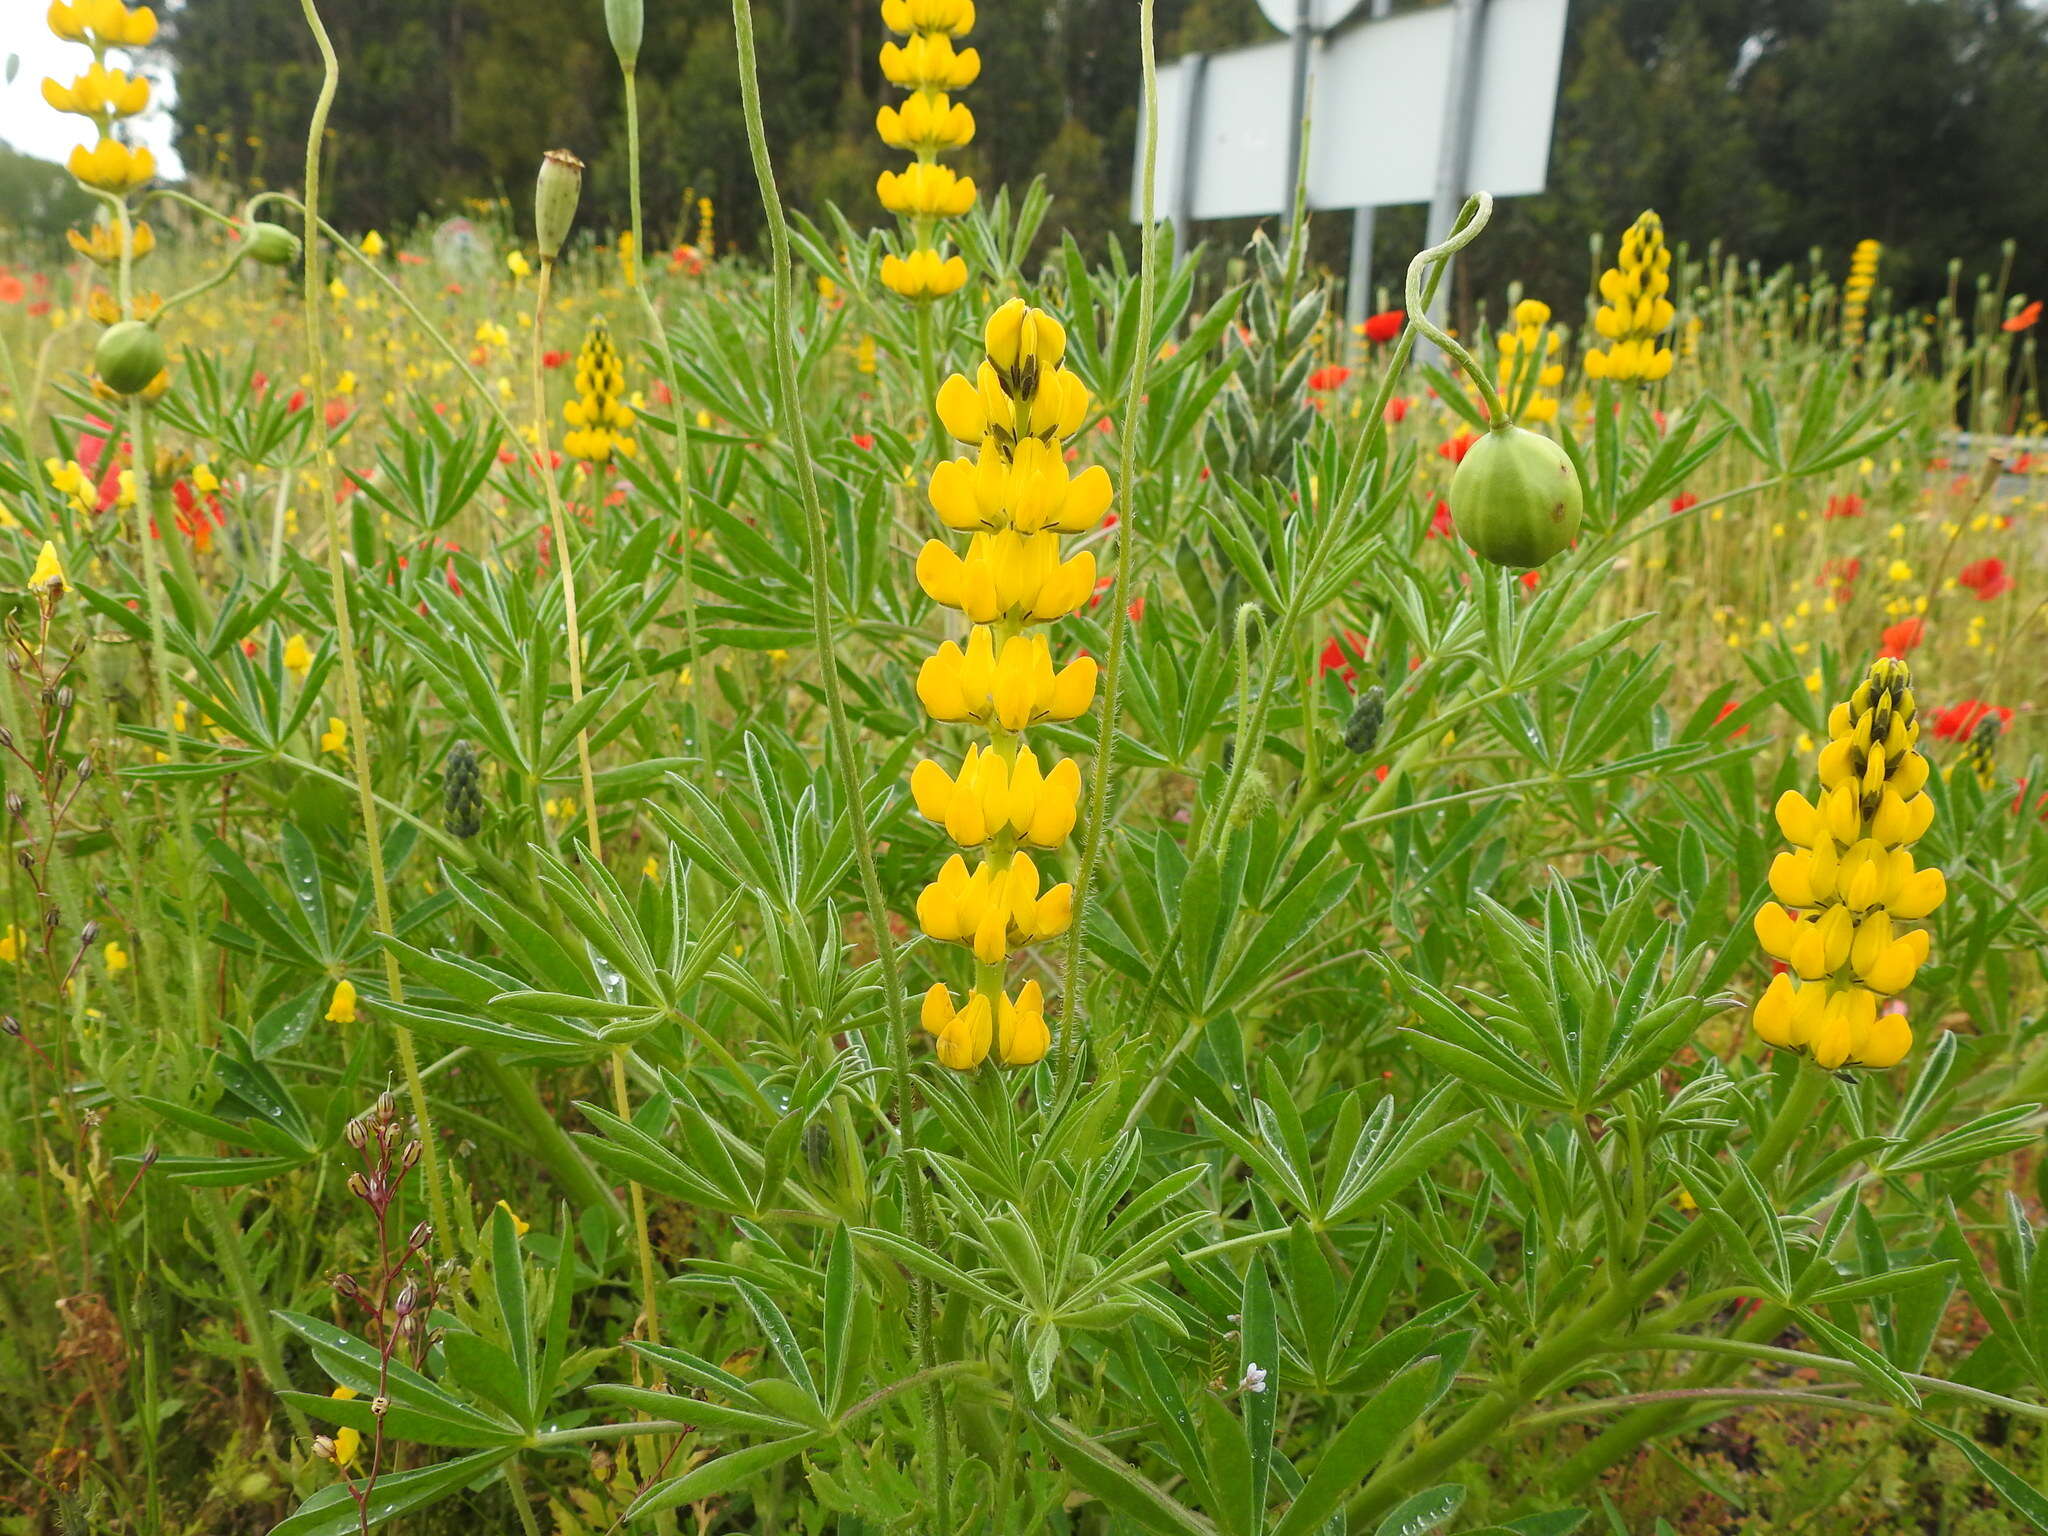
1402 193 1509 429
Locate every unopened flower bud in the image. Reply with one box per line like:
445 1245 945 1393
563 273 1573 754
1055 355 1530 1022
1448 424 1584 570
345 1171 372 1201
408 1220 432 1250
311 1435 337 1462
605 0 643 69
94 320 168 396
1342 685 1386 756
394 1283 419 1317
247 221 301 266
345 1118 369 1150
400 1138 422 1171
332 1272 359 1298
79 920 100 945
534 150 585 262
376 1090 397 1123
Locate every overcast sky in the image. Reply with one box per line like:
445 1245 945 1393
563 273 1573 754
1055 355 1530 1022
3 16 184 176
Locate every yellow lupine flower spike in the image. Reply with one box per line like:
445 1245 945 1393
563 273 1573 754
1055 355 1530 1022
1752 658 1943 1071
876 0 975 298
1583 210 1676 383
563 316 636 463
912 300 1107 1068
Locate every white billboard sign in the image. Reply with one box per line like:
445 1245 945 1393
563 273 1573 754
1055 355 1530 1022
1134 0 1569 221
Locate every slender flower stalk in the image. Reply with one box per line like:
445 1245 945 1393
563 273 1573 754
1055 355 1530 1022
727 0 950 1519
295 0 451 1244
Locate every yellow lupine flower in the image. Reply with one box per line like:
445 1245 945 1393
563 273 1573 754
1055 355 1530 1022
29 541 66 596
1751 658 1943 1070
320 716 347 754
325 979 358 1024
880 249 968 300
1583 211 1675 383
282 633 314 679
562 316 636 463
912 298 1106 1069
48 0 158 49
1495 298 1564 423
67 138 155 194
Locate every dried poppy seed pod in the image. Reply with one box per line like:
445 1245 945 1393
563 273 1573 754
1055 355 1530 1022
605 0 643 69
534 150 585 262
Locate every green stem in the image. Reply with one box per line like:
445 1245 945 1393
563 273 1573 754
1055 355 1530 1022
621 65 711 766
295 0 453 1246
1402 195 1509 429
725 1 948 1526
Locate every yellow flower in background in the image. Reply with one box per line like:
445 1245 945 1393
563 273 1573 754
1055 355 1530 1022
360 229 386 258
48 0 159 48
494 1199 531 1237
282 633 314 679
325 979 358 1024
104 941 129 974
67 218 153 267
328 1386 361 1468
1751 658 1942 1070
506 250 532 279
563 316 637 463
66 138 155 194
876 0 975 300
42 61 150 121
320 716 347 754
1584 210 1675 383
912 299 1106 1070
0 925 28 964
1843 238 1880 342
1496 298 1564 424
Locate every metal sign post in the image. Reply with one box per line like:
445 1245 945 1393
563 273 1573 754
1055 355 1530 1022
1137 0 1568 335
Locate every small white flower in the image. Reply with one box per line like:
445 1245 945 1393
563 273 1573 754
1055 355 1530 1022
1239 1363 1268 1394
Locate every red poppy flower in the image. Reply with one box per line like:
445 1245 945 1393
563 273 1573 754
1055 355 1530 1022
1669 491 1698 515
1712 699 1750 738
542 350 570 369
851 432 876 450
2004 300 2041 333
1822 493 1864 520
1360 310 1404 344
1426 499 1454 540
1319 630 1368 685
1879 617 1925 656
0 274 23 306
1932 700 2011 741
1437 430 1477 463
1519 570 1541 591
1307 365 1352 392
1385 396 1413 425
1957 558 2013 599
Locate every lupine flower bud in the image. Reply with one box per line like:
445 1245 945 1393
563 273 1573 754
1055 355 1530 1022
444 739 483 838
534 150 585 262
1342 686 1386 756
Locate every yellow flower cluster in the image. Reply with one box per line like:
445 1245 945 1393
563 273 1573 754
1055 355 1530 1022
1842 238 1880 341
1584 210 1675 383
562 317 636 463
913 300 1108 1069
876 0 977 299
45 0 159 194
1752 658 1944 1070
1496 299 1563 423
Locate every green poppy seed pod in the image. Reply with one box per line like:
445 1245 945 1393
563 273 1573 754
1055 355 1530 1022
534 149 585 262
94 320 167 395
605 0 643 68
247 221 301 266
1448 425 1584 569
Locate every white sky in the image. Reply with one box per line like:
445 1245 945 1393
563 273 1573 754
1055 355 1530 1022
2 0 184 175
